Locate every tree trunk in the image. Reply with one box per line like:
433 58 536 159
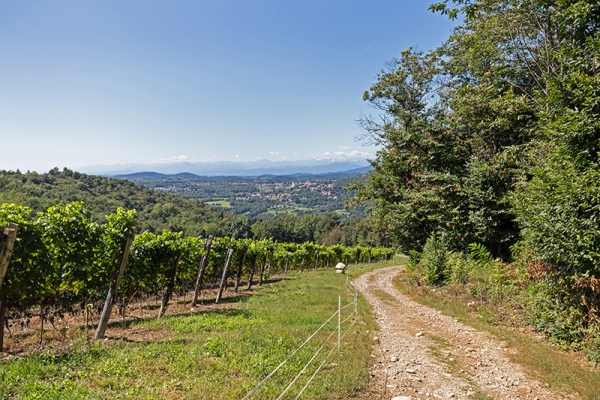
158 254 181 318
234 248 247 293
216 249 234 303
192 236 213 307
95 227 135 340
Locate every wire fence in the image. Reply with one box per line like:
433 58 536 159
242 273 360 399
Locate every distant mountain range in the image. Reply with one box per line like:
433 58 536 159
80 159 372 177
113 166 372 180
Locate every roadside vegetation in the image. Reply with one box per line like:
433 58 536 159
352 0 600 371
395 248 600 398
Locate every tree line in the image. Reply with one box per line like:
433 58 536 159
354 0 600 358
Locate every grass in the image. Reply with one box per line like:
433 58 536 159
206 200 232 208
266 205 313 217
394 272 600 400
0 261 399 399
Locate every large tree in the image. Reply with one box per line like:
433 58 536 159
356 0 600 268
354 1 555 257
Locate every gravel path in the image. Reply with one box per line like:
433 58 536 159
353 265 566 400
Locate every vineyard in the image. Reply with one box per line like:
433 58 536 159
0 201 393 352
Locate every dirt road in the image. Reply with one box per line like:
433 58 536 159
354 266 565 400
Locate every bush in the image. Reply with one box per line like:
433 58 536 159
419 232 451 285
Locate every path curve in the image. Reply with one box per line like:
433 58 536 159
353 265 565 400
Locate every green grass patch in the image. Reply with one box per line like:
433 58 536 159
1 262 396 399
206 200 232 208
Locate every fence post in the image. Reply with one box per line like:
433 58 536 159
95 226 135 339
338 295 341 352
192 236 213 307
216 248 234 303
0 221 16 352
0 223 18 291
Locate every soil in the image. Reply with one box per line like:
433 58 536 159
353 265 569 400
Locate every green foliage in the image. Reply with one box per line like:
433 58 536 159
420 232 451 285
0 203 137 312
0 200 392 331
0 168 223 235
354 0 600 360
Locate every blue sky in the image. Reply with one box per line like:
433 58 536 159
0 1 457 172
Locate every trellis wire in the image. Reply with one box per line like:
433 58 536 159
241 309 339 400
276 329 337 400
243 275 360 400
294 316 359 399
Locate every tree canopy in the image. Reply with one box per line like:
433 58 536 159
355 0 600 271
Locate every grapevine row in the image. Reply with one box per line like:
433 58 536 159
0 202 393 349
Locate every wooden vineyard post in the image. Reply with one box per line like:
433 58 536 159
337 295 341 352
246 259 256 290
284 256 289 275
0 222 16 352
266 255 272 280
233 248 247 293
215 249 234 303
192 236 213 307
158 254 181 318
0 223 18 292
258 260 265 286
0 223 18 350
95 227 135 340
0 293 7 352
314 252 319 270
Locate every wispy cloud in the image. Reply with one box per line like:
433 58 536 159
145 147 374 165
302 148 374 162
158 155 190 163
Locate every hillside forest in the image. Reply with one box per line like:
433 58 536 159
353 0 600 361
0 168 388 248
